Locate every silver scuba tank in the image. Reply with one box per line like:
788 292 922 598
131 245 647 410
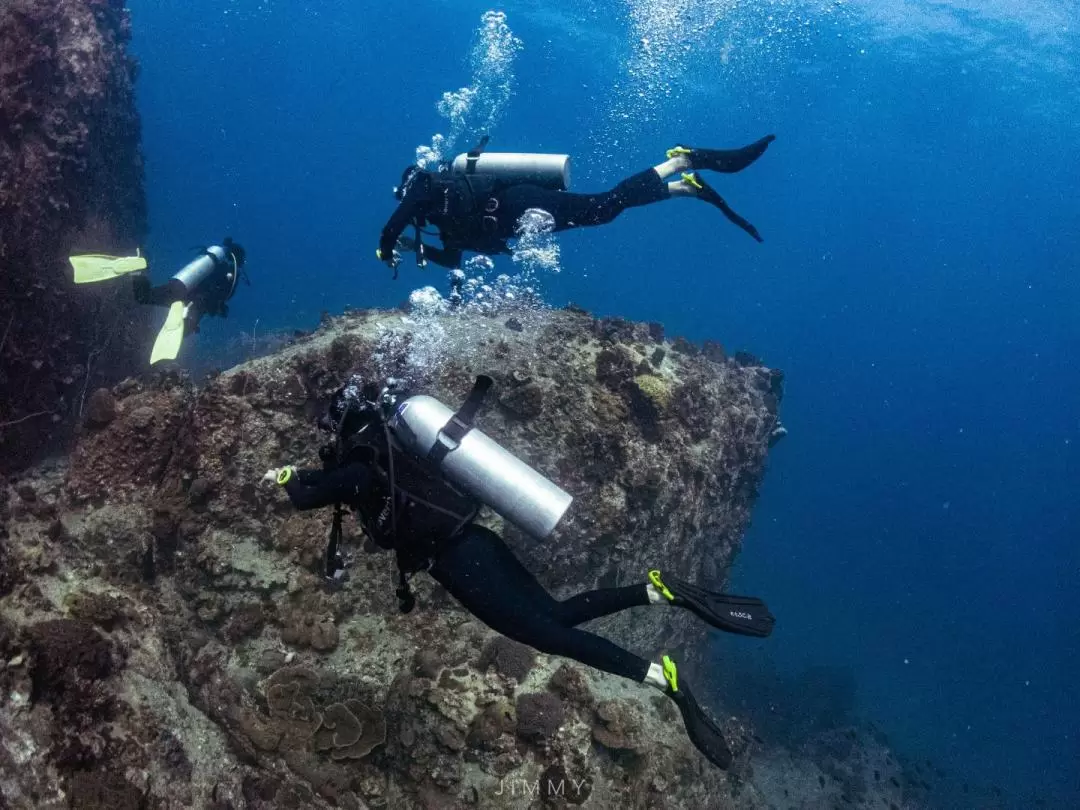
451 152 571 191
389 394 573 539
172 245 230 296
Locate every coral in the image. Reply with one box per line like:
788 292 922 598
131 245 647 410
516 692 566 743
64 590 131 630
312 699 386 760
1 307 790 808
27 619 115 699
0 0 147 473
282 610 339 652
413 649 443 680
633 374 671 412
466 699 516 750
548 664 593 708
0 526 22 597
84 388 118 428
591 700 645 753
498 378 545 419
67 770 147 810
220 602 267 643
540 761 593 806
478 636 536 682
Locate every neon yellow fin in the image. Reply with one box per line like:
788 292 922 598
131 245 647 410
150 301 187 365
69 253 147 284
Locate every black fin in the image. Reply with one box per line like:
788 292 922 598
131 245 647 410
670 681 733 769
668 578 776 637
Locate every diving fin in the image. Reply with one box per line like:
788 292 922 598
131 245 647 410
662 655 733 769
70 253 147 284
149 301 188 365
650 570 776 637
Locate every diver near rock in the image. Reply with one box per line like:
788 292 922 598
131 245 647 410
376 135 776 275
69 238 248 364
261 374 776 770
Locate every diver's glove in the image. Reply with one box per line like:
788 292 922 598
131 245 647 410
260 466 296 486
375 247 401 269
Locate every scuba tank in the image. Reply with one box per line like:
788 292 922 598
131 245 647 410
388 377 573 539
450 152 571 192
172 239 246 299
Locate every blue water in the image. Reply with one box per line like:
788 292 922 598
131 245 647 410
131 1 1079 805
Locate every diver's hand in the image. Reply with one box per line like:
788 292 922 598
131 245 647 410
261 466 296 486
375 247 401 269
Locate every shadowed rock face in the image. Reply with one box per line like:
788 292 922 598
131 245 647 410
0 307 792 809
0 0 148 473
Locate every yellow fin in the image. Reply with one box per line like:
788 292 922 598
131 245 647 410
149 302 187 365
70 253 147 284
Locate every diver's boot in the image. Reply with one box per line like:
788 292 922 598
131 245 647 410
649 570 776 637
657 655 733 769
680 172 764 243
667 135 775 173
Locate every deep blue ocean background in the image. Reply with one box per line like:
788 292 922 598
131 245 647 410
129 1 1078 806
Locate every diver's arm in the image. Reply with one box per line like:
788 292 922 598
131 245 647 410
378 175 431 262
282 463 374 510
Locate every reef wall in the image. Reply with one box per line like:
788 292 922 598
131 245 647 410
0 307 805 809
0 0 148 473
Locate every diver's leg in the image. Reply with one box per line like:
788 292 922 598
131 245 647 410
497 169 670 232
644 655 734 769
429 526 651 680
663 134 776 175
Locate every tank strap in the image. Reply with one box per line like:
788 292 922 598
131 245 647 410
463 135 491 174
428 375 494 465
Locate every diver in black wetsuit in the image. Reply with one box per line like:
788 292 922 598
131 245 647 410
377 136 776 273
262 375 776 770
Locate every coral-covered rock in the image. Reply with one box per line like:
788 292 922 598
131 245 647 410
0 0 148 473
479 636 537 683
516 692 566 743
0 307 797 809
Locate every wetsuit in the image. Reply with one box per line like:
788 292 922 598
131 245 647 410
378 137 775 267
132 250 236 333
378 168 670 269
282 460 652 682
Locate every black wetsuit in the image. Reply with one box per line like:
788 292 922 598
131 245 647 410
379 168 670 269
378 138 775 268
132 262 233 334
282 460 652 682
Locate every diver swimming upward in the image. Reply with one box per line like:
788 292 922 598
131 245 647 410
376 135 776 274
262 374 776 770
69 238 248 364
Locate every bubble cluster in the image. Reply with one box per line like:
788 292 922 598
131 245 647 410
415 11 524 168
511 208 562 276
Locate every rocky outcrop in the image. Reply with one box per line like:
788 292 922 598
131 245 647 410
0 0 148 473
0 306 802 808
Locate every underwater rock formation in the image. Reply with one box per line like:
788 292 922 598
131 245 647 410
0 305 914 809
0 0 148 473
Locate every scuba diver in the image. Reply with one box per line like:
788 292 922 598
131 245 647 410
69 238 247 364
261 374 776 770
376 135 776 274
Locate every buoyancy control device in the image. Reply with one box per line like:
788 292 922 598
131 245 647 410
319 375 573 609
